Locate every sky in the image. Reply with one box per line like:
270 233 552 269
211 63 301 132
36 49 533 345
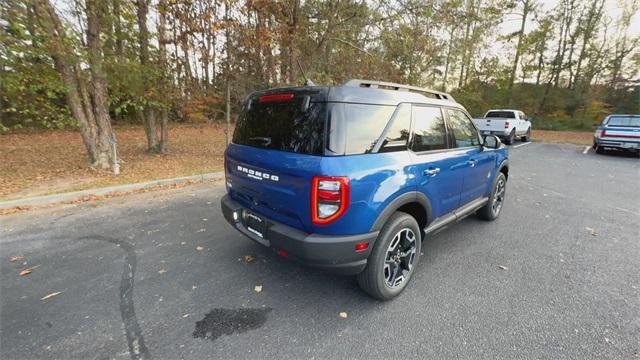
500 0 640 37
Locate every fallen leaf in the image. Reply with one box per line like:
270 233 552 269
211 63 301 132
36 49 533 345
10 256 23 262
196 228 206 233
339 312 348 319
180 241 186 245
498 265 508 270
202 218 208 221
41 291 62 301
158 268 168 274
19 265 41 276
585 227 598 236
196 246 204 251
244 255 257 263
254 285 263 293
19 269 32 276
182 314 190 318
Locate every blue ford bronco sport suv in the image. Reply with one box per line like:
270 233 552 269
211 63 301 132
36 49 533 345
221 79 509 300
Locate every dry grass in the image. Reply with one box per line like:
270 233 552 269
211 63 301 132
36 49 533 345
531 130 593 146
0 124 227 200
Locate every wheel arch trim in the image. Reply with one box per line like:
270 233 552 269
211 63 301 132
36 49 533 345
369 192 433 232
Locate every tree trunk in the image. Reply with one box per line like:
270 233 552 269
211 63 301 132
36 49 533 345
33 0 116 169
442 26 455 92
136 0 160 152
158 0 170 152
113 0 123 57
179 11 193 94
287 0 300 84
86 0 115 168
458 0 474 88
508 0 530 90
535 49 544 86
225 0 231 145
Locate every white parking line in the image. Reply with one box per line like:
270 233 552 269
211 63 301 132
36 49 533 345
583 146 590 154
513 142 532 149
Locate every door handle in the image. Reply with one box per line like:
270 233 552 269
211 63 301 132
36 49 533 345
468 159 477 167
424 168 440 176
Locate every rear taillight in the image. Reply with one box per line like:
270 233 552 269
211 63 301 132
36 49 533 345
601 129 608 137
504 121 510 129
311 176 350 225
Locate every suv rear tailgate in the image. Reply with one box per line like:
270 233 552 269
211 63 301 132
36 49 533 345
225 89 328 233
225 144 320 232
473 118 509 133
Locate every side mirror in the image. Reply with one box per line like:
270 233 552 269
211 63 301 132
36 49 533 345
483 135 502 149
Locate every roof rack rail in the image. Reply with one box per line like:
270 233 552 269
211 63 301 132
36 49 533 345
342 79 455 102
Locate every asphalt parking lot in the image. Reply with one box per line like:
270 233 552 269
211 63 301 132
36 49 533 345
1 142 639 360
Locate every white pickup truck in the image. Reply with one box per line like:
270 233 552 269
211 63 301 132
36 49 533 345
473 109 532 145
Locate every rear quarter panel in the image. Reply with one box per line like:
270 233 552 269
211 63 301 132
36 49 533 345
315 151 416 236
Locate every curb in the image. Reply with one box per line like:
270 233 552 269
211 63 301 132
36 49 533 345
0 172 224 210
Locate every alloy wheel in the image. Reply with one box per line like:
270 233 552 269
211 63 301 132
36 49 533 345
492 178 506 215
383 228 417 288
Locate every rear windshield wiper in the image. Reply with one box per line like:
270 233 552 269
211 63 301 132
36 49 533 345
249 137 272 147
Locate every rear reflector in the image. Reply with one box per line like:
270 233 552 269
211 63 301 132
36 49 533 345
355 242 369 252
504 121 510 129
259 93 294 103
277 249 289 258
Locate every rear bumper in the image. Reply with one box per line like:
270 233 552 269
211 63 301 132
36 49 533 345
480 130 510 138
221 194 378 275
594 137 640 150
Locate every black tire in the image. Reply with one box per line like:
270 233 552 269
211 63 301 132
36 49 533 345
520 128 530 142
357 212 421 301
478 172 507 221
595 145 604 154
504 130 515 145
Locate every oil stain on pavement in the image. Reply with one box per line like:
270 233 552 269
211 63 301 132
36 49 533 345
193 308 272 341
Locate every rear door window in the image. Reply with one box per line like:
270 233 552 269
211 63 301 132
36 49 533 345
411 106 448 152
233 95 326 155
446 108 481 148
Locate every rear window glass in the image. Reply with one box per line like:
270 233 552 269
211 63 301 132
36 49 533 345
485 111 515 119
233 96 326 155
343 104 395 154
607 116 640 127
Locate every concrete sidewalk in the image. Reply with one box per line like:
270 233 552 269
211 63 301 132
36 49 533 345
0 172 224 210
